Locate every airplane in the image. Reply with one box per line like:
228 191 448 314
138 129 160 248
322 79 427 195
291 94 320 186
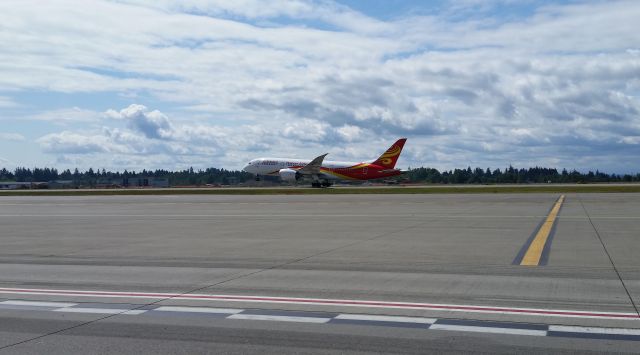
242 138 407 187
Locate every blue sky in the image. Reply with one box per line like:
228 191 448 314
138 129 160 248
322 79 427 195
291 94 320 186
1 0 639 173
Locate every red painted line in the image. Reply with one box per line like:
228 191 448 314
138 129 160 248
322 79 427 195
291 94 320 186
0 287 638 320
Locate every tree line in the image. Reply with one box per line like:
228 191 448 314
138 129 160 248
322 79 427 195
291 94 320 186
0 167 254 186
1 166 639 186
404 166 640 184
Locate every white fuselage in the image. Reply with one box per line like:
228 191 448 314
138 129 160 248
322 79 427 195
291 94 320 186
243 158 361 180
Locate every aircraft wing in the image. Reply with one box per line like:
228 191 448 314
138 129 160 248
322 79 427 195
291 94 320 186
297 153 328 175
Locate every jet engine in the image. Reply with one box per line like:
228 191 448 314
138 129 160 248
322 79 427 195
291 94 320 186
278 168 300 182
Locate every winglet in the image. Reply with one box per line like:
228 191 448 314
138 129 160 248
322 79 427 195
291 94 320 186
373 139 406 169
298 153 328 175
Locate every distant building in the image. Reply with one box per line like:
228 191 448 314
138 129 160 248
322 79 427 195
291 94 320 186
96 178 121 188
48 180 75 189
121 177 169 188
151 178 170 188
0 181 48 189
0 182 21 190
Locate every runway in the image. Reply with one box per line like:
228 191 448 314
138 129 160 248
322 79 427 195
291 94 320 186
1 193 639 353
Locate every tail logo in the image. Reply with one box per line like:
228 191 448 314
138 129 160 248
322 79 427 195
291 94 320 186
379 145 401 165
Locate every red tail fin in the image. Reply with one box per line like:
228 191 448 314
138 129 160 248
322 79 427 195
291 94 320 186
373 138 406 169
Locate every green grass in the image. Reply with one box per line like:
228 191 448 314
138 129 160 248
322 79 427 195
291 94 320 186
1 184 640 196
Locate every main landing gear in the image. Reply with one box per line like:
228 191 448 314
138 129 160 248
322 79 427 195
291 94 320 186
311 180 332 188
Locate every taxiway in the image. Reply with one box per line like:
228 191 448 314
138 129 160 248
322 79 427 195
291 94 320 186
0 193 639 353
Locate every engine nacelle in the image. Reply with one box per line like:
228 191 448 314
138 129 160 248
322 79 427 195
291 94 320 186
278 168 300 182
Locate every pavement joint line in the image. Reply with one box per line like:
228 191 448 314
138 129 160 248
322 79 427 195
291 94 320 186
578 196 640 318
2 300 640 341
515 195 564 266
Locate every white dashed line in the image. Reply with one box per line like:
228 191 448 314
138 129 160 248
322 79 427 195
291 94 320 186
53 307 146 315
227 314 331 323
334 314 436 324
154 306 243 314
1 300 77 308
549 325 640 335
2 298 640 341
429 324 547 336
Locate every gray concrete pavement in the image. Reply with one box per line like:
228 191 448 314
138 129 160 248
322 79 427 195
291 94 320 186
0 193 639 353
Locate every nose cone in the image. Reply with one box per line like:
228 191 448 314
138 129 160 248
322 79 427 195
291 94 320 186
243 162 254 174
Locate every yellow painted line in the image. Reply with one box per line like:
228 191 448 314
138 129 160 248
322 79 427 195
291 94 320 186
520 195 565 266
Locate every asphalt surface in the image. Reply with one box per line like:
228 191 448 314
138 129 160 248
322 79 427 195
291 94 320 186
0 193 639 353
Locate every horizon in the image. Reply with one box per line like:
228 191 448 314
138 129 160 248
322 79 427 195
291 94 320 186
1 1 639 173
2 164 638 177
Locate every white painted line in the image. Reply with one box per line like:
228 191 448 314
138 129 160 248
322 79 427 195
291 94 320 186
549 325 640 336
1 287 638 321
122 310 148 315
53 308 146 315
335 314 436 324
154 306 243 314
1 300 77 308
430 324 547 336
227 314 331 324
0 214 549 218
0 214 410 218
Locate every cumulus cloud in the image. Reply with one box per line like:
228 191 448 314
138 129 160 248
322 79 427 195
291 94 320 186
34 103 387 169
106 104 174 139
282 118 329 142
36 105 246 169
335 124 363 142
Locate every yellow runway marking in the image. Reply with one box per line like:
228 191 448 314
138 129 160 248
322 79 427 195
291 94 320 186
520 195 565 266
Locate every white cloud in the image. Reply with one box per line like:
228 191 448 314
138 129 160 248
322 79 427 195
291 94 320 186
620 136 640 145
2 1 640 172
37 105 236 168
282 118 329 142
0 132 25 141
106 104 174 139
335 124 363 142
37 131 114 154
34 104 392 170
0 96 18 108
29 107 102 122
